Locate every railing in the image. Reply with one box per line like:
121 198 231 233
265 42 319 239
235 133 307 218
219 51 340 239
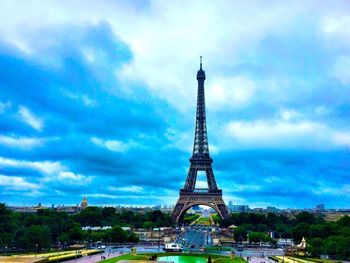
193 188 209 193
180 189 222 194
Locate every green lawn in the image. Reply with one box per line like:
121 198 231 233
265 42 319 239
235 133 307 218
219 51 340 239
205 246 232 252
271 256 340 263
98 252 245 263
195 217 214 226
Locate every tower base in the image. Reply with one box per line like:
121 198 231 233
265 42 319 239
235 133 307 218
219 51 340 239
171 190 229 224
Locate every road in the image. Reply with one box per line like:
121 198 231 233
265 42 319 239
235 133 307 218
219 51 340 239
179 227 211 251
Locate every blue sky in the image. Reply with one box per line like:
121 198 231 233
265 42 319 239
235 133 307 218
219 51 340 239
0 1 350 208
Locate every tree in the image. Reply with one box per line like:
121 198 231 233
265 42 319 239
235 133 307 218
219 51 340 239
58 232 70 244
105 226 127 243
0 204 15 247
292 223 309 242
337 236 350 260
294 212 320 225
248 232 272 244
323 236 339 257
17 225 51 250
143 221 156 230
234 225 248 242
308 237 324 257
68 226 83 242
74 207 102 226
101 207 116 219
338 216 350 227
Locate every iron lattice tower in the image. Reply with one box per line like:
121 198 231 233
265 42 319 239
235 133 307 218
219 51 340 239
171 57 229 224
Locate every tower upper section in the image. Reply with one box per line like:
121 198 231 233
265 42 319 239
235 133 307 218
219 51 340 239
197 56 206 81
192 56 210 159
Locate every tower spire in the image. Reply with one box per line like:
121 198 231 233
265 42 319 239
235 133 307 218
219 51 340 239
200 56 202 70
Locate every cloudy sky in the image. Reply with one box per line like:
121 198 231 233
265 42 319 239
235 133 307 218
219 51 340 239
1 0 350 208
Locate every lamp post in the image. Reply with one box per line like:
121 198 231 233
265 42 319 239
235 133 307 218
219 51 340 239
109 237 112 256
4 246 7 256
35 244 38 258
231 227 235 258
232 227 234 249
158 227 161 252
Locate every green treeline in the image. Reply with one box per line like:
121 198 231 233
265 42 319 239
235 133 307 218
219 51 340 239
220 212 350 260
1 203 350 260
0 204 171 251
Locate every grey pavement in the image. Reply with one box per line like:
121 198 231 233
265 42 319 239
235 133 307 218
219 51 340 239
63 245 161 263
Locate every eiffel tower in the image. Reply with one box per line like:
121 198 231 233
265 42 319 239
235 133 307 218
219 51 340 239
171 57 229 224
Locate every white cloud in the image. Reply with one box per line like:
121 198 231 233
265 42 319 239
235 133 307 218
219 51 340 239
44 171 93 185
330 56 350 85
0 135 44 149
0 174 39 191
85 193 117 199
91 137 129 152
0 157 93 186
312 184 350 196
0 157 64 174
18 105 43 131
58 171 92 182
321 15 350 48
279 109 300 121
314 106 329 116
223 118 350 150
85 193 173 201
332 131 350 147
206 76 256 110
225 120 326 149
108 185 143 192
0 101 11 113
165 128 193 152
1 1 344 111
63 91 97 107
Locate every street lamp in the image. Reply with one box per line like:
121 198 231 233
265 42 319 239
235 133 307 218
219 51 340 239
4 246 7 256
35 244 38 258
158 227 161 252
109 237 112 256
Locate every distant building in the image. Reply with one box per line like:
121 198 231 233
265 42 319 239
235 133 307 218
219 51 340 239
202 209 210 218
152 205 161 210
229 205 250 213
82 226 112 231
81 197 88 209
267 206 279 213
252 207 264 212
315 204 325 212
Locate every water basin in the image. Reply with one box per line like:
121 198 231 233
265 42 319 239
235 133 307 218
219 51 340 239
157 256 207 263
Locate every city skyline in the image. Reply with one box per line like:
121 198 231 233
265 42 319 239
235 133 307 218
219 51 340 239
1 1 350 208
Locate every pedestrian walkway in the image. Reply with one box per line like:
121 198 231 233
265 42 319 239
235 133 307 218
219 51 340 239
246 257 274 263
64 250 122 263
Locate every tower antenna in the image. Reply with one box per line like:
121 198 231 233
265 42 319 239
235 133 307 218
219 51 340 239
200 56 202 70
